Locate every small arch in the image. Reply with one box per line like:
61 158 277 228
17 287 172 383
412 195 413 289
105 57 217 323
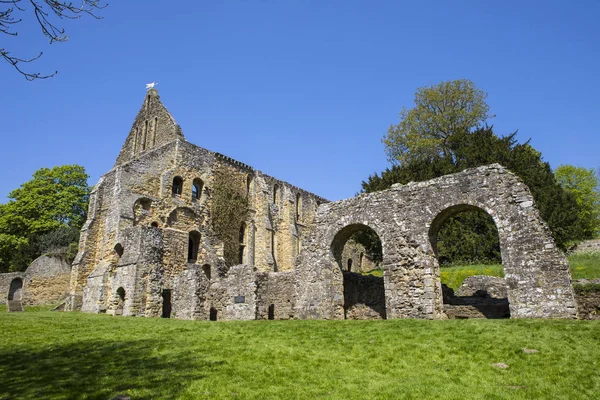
188 231 200 263
268 304 275 320
151 221 159 228
359 252 364 269
7 278 23 301
114 243 124 258
273 184 279 204
172 176 183 196
209 307 218 321
202 264 211 280
295 193 302 222
161 289 172 318
147 94 151 107
192 178 204 201
239 222 246 264
347 258 353 272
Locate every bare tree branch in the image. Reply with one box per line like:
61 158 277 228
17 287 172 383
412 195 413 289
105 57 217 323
1 0 107 80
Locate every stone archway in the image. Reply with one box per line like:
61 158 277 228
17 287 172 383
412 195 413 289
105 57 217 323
295 164 578 320
428 204 509 319
8 278 23 301
330 224 386 319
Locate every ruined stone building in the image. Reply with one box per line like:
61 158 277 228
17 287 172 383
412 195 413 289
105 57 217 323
63 89 579 320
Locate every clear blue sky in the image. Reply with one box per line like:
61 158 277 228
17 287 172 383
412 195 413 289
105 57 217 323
1 1 598 202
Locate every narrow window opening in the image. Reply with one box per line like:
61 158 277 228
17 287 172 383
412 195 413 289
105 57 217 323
359 252 364 269
161 289 172 318
268 304 275 320
172 176 183 196
347 258 353 272
209 307 218 321
239 223 246 264
133 127 138 155
271 230 278 272
153 117 158 146
192 178 203 201
147 94 151 107
246 175 253 198
115 287 125 316
188 231 200 263
273 184 279 204
202 264 211 280
142 120 148 151
295 193 302 222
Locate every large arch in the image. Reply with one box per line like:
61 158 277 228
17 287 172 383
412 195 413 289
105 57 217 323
294 164 578 320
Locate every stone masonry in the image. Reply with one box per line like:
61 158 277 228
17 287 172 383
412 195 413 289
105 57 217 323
65 89 578 320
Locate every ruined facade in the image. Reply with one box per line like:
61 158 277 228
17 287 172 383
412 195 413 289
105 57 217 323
66 89 578 320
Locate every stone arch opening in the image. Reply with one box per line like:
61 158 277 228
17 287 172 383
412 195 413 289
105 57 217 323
428 204 509 319
209 307 218 321
330 224 386 320
8 278 23 301
192 178 203 201
114 243 124 258
115 287 125 316
188 231 200 263
172 176 183 196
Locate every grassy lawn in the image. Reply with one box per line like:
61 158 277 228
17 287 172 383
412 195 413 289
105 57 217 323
441 252 600 290
0 312 598 400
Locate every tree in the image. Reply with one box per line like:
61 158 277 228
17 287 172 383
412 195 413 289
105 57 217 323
364 127 581 259
1 0 107 80
555 165 600 239
0 165 90 271
382 79 494 164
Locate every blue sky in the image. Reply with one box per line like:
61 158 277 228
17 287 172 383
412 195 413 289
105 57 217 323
1 1 598 202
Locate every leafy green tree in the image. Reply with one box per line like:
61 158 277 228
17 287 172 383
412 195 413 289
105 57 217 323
0 165 89 272
382 79 494 164
364 128 580 261
555 165 600 239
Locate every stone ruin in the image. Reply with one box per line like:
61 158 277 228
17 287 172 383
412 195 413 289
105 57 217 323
55 88 578 320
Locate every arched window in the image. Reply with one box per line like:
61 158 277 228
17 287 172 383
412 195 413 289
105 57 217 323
295 193 302 222
192 178 203 201
347 258 353 272
115 287 126 316
114 243 124 258
273 184 279 204
151 221 159 228
172 176 183 196
239 223 246 264
152 117 158 147
188 231 200 263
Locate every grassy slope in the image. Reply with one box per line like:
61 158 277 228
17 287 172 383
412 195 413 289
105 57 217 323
0 312 598 400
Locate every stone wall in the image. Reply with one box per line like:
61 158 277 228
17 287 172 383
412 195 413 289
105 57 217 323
256 271 296 320
294 164 577 320
1 255 70 306
342 272 386 319
572 239 600 254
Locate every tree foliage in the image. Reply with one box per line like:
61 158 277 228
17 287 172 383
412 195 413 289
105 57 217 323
555 165 600 239
364 127 581 261
0 165 89 271
382 79 494 165
1 0 107 80
210 166 249 266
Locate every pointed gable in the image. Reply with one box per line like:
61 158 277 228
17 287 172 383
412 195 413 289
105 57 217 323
114 88 185 166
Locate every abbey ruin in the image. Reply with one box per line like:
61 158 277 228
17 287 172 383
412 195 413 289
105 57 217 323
56 88 578 320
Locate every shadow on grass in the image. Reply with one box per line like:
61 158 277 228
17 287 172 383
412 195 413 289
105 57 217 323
0 339 218 399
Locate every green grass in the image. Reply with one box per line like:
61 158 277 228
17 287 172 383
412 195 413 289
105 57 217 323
568 252 600 280
441 252 600 290
0 312 598 399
